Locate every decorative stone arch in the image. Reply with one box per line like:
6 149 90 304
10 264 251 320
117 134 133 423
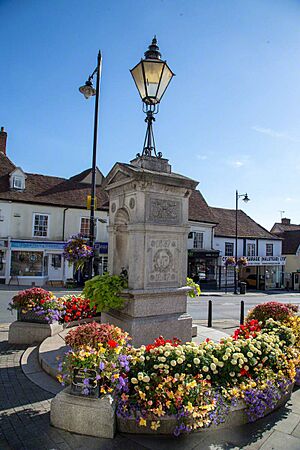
113 208 130 276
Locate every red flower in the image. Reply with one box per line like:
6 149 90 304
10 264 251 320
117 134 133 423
205 338 211 343
108 340 118 348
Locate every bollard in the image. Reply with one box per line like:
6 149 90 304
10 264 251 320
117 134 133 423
240 300 245 325
208 300 212 328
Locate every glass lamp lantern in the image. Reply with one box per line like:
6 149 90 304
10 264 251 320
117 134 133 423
130 37 174 158
130 37 174 105
79 80 96 99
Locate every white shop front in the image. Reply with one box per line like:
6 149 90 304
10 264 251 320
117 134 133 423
219 256 286 290
8 240 66 286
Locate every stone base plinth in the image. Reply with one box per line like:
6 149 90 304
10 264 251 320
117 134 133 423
101 287 193 346
8 320 63 345
50 387 116 439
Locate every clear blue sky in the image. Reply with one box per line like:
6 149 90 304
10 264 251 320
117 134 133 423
1 0 300 230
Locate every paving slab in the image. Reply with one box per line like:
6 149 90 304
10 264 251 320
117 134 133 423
260 430 300 450
274 411 300 434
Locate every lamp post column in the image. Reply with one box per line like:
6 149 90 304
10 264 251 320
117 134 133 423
88 51 102 279
234 190 238 295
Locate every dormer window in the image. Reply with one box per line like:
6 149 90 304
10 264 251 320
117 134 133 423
9 167 26 190
13 176 23 190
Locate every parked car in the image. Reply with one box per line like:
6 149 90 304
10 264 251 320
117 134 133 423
240 274 257 288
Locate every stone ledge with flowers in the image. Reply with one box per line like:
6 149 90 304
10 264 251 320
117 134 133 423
49 301 300 439
8 288 98 345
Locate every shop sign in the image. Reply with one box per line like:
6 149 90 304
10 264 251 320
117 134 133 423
94 242 108 254
220 256 286 266
11 240 65 250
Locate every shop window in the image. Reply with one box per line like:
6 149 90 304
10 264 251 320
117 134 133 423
11 251 44 277
225 242 234 256
247 243 256 257
33 214 49 237
51 254 62 269
193 232 203 249
266 244 273 256
99 256 108 275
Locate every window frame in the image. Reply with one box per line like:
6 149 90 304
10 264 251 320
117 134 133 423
193 232 204 249
247 243 256 257
225 242 234 256
32 213 50 238
80 217 92 239
13 176 23 190
266 243 274 257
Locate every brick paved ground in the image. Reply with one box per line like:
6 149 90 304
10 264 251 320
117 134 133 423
2 323 300 449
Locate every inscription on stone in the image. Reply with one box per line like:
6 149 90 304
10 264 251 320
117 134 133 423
147 238 179 285
148 198 181 224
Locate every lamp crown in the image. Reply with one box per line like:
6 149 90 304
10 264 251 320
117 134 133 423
144 36 161 60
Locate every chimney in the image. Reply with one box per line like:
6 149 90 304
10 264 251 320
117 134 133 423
0 127 7 155
282 218 291 225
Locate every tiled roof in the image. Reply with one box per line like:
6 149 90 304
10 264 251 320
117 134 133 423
279 230 300 254
211 207 280 240
0 154 108 210
270 222 300 234
188 190 217 224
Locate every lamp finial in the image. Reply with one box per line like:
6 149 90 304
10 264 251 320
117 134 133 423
144 36 161 60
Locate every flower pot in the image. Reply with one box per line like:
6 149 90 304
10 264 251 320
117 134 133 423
17 309 49 324
71 368 99 398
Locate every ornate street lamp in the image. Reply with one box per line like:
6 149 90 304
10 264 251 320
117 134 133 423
234 191 250 294
130 37 175 158
79 51 102 280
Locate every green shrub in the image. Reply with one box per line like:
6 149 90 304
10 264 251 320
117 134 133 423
83 273 128 312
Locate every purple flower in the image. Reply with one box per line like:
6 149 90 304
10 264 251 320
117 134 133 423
99 362 105 371
83 378 90 386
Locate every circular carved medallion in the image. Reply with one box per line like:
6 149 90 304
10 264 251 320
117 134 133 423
129 198 135 209
153 249 173 273
111 203 116 213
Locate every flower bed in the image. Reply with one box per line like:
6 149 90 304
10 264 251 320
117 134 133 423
56 301 300 437
58 323 131 397
58 294 97 324
8 288 65 323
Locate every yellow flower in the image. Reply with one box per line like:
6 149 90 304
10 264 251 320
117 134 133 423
131 377 138 384
151 421 160 430
139 391 146 400
139 418 147 427
186 402 194 413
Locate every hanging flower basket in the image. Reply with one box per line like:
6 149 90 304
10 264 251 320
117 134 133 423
225 256 236 267
237 257 248 267
63 234 93 271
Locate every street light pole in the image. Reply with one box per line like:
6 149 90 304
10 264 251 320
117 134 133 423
79 50 102 280
234 190 250 295
234 190 239 295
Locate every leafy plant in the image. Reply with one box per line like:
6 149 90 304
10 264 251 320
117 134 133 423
186 277 201 298
83 273 128 312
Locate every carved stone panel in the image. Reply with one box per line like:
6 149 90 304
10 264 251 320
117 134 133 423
146 237 180 287
146 197 181 225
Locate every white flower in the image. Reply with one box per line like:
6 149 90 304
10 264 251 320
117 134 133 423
170 360 177 367
229 372 235 377
247 352 253 358
193 358 200 365
210 363 217 371
137 372 144 381
177 358 184 364
203 366 209 372
223 355 228 361
131 377 138 384
143 375 150 383
231 360 237 365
